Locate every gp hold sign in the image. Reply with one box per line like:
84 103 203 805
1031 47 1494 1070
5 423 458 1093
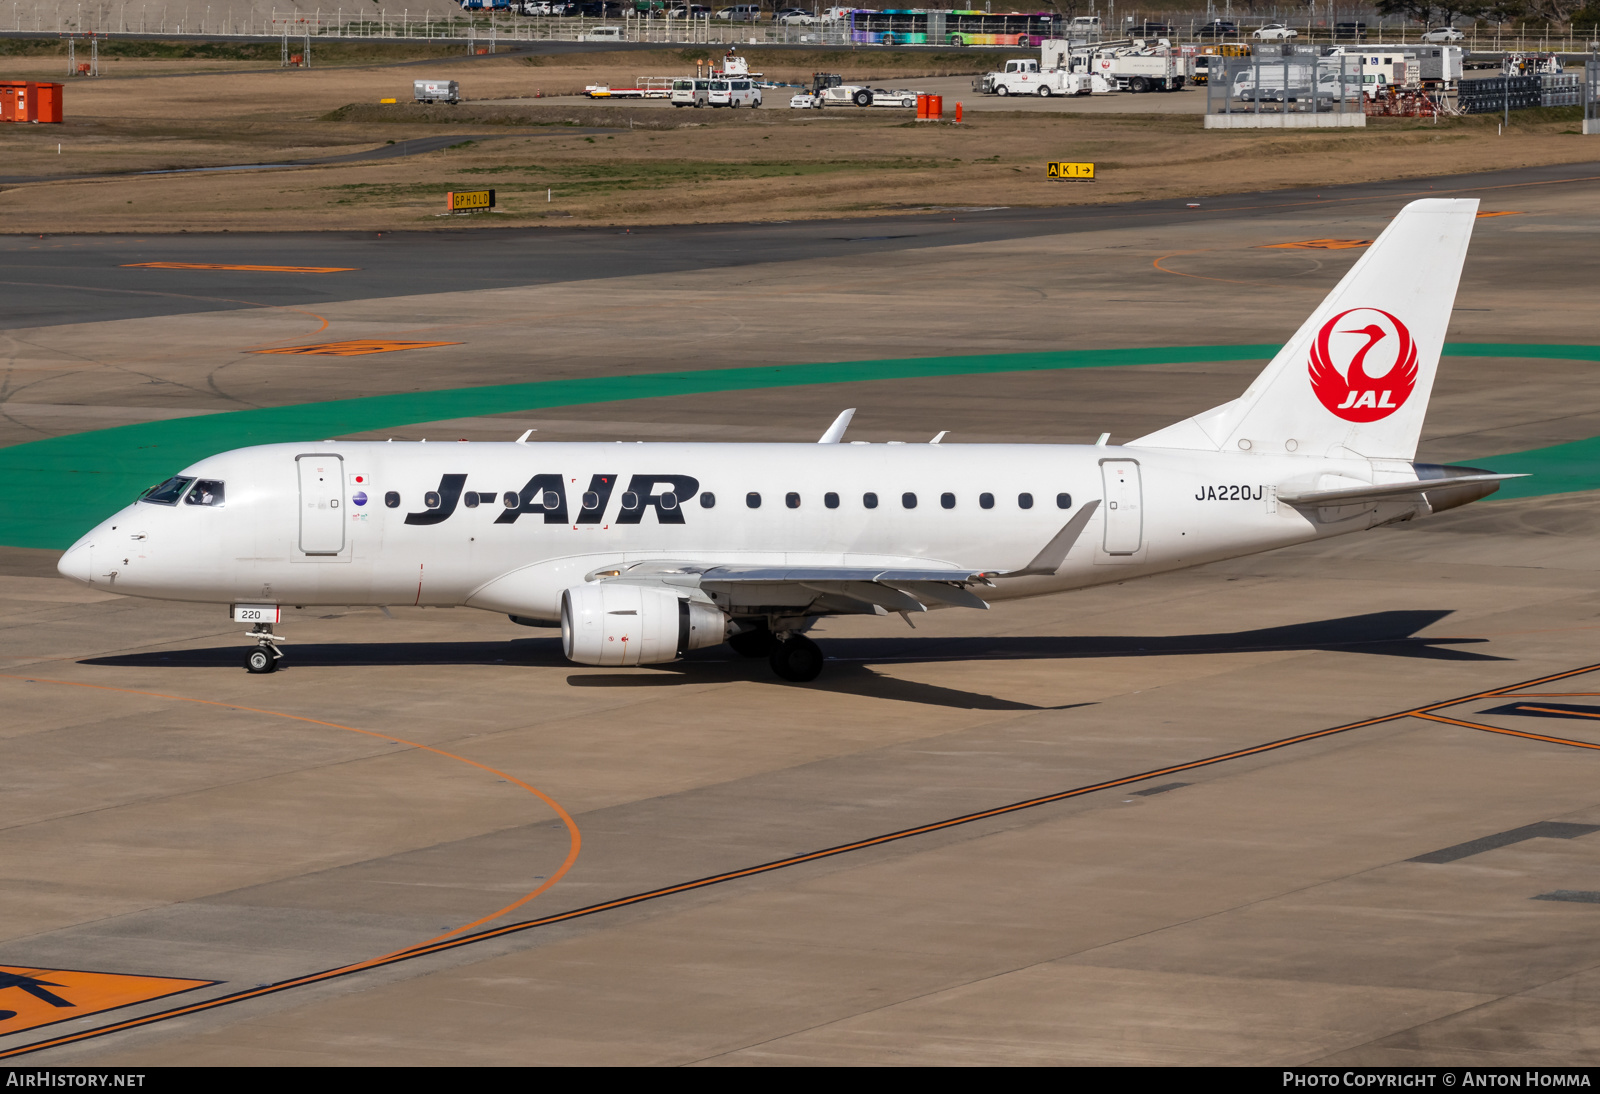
1047 161 1094 180
446 189 496 211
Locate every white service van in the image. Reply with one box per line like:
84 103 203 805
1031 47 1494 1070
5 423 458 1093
708 77 761 107
578 25 624 41
670 77 711 107
1067 15 1101 39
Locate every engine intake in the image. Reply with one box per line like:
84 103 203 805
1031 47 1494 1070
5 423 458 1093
560 583 727 666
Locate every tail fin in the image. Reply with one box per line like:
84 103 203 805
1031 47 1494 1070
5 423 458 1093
1130 198 1478 460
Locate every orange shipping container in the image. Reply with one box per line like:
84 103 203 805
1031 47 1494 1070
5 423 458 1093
0 80 63 123
0 81 23 123
32 81 62 123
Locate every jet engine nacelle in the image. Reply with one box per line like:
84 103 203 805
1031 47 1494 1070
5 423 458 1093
560 583 727 666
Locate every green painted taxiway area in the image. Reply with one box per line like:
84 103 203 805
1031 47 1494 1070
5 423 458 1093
2 342 1595 552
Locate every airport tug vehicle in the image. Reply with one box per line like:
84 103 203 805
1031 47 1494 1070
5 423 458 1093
59 200 1512 683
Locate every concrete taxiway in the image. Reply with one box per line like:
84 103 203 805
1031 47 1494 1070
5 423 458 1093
2 167 1600 1065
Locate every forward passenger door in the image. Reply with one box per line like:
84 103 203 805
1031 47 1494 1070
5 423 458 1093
297 454 346 555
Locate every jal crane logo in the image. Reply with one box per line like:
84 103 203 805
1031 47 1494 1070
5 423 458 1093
1308 307 1418 423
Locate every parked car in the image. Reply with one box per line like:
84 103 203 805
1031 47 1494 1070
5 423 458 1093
1421 26 1464 41
1128 21 1170 36
666 3 709 14
1252 23 1298 40
713 4 761 21
775 8 814 23
578 24 625 40
1334 21 1368 40
1195 20 1239 39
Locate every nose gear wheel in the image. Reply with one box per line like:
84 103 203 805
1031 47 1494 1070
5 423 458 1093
244 624 285 674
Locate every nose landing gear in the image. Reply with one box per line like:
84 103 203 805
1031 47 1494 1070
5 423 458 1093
244 624 285 674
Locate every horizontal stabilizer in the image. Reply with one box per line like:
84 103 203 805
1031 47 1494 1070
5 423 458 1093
1278 473 1524 508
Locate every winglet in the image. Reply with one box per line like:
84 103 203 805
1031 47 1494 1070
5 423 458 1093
818 409 856 444
996 500 1101 579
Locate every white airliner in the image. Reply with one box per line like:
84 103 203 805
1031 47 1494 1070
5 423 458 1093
58 198 1515 681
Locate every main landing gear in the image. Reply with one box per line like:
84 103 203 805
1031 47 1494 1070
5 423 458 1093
244 624 285 674
768 635 823 683
727 625 825 683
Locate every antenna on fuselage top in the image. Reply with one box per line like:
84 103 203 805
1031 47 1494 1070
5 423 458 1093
515 429 535 444
930 431 947 444
818 409 856 444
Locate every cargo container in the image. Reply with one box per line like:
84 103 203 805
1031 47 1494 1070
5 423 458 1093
0 81 63 123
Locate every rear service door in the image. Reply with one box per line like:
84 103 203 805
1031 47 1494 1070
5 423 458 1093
1100 458 1143 554
297 454 345 555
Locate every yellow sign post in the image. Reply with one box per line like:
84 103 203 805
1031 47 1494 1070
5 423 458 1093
1046 162 1095 180
445 189 496 212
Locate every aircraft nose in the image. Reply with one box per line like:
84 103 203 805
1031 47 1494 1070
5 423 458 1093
57 540 94 587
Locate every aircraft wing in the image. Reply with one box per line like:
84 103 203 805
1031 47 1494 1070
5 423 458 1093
696 565 992 615
592 502 1102 617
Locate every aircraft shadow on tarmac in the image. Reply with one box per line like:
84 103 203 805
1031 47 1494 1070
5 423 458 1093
83 610 1498 711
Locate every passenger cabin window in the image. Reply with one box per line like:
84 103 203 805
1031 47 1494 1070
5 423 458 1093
541 489 560 509
385 491 401 508
581 491 599 510
425 491 442 509
1057 493 1072 509
660 492 679 511
184 479 225 507
785 492 801 509
700 492 716 508
824 492 839 509
902 492 917 509
464 492 479 509
141 476 194 505
979 492 995 509
940 492 955 510
863 492 879 509
620 491 640 510
1018 492 1034 509
746 492 762 509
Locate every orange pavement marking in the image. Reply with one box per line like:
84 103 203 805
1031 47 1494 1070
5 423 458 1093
122 262 359 273
1259 238 1372 250
0 966 215 1038
1476 211 1523 218
253 340 463 357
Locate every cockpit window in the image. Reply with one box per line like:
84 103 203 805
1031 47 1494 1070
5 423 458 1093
141 476 194 505
184 479 225 507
